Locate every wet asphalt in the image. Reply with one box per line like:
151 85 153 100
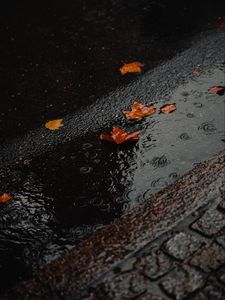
0 0 225 294
1 0 224 141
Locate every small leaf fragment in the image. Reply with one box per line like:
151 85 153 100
124 101 156 120
160 103 177 114
120 62 144 75
0 193 11 203
100 127 140 144
208 86 225 95
45 119 63 130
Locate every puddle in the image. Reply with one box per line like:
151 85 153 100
0 66 224 292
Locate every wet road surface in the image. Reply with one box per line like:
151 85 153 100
0 0 225 294
0 0 224 140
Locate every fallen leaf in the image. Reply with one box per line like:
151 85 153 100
120 62 144 75
192 68 201 77
208 86 225 95
160 103 177 114
45 119 63 130
0 193 11 203
124 101 156 120
100 127 140 144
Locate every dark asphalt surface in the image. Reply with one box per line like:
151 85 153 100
0 0 225 294
0 0 224 141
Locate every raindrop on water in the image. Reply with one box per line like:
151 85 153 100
80 166 93 174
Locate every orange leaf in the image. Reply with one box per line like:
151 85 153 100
160 103 177 114
120 62 144 75
208 86 225 95
0 193 11 203
124 101 156 120
100 127 140 144
45 119 63 130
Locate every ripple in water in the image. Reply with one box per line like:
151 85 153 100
186 113 195 118
123 189 138 202
179 133 191 140
121 202 131 214
198 122 216 134
89 197 104 207
151 178 168 188
169 172 178 179
143 188 153 200
80 166 93 174
151 155 170 168
193 102 203 108
82 143 93 150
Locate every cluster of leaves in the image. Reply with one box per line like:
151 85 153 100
43 61 224 137
42 64 224 146
2 63 223 204
100 101 176 144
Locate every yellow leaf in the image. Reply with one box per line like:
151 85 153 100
45 119 63 130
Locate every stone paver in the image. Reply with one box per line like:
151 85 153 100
188 242 225 272
199 279 225 300
2 150 225 300
159 265 204 300
191 209 225 237
134 294 167 300
81 197 225 300
216 235 225 249
216 227 225 249
219 273 225 284
162 232 205 260
137 247 173 280
218 198 225 210
95 271 148 300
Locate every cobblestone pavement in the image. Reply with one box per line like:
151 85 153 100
1 151 225 300
81 191 225 300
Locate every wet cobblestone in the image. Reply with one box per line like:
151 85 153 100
162 232 205 260
137 247 173 280
218 197 225 210
159 265 204 300
219 273 225 284
80 193 225 300
195 278 225 300
95 271 148 300
188 242 225 272
191 209 225 237
216 234 225 249
2 151 225 300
